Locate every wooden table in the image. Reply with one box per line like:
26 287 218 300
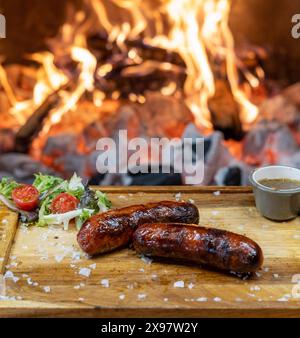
0 186 300 317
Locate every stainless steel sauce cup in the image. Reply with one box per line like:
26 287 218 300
250 165 300 221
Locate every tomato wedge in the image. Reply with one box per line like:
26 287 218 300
50 193 79 214
12 184 39 211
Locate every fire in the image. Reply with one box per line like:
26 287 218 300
0 0 262 158
91 0 259 128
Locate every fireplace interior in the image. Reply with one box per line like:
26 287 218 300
1 0 300 186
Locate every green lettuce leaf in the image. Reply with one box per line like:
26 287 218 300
0 177 19 199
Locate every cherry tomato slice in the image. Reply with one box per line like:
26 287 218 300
12 184 39 211
50 193 79 214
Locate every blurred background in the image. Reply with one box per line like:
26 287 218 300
1 0 300 186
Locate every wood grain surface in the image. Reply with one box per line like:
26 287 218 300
0 186 300 317
0 203 19 274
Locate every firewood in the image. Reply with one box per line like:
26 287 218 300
14 91 61 153
87 33 186 67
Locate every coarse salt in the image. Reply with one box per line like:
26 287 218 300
173 280 184 288
213 191 221 196
214 297 222 302
140 255 153 265
196 297 207 302
89 263 97 270
4 271 19 283
138 293 147 300
188 283 194 289
273 273 279 278
54 254 65 263
175 193 182 201
101 279 109 288
119 294 125 300
43 286 51 293
79 268 91 277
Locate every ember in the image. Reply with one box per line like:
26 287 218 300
0 0 299 185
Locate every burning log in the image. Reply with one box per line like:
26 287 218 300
14 90 61 153
87 33 186 67
88 33 186 97
95 60 186 98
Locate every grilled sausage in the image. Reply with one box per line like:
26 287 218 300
77 201 199 256
133 223 263 273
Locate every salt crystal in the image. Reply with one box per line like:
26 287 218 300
138 293 147 300
235 297 243 302
277 297 288 302
164 298 169 302
79 268 91 277
74 285 80 289
140 255 153 264
33 282 39 287
273 273 279 278
211 210 219 216
4 271 19 283
250 285 261 291
264 267 269 272
188 283 194 289
89 263 96 270
151 274 158 280
78 297 85 302
4 271 14 279
0 258 3 262
293 234 300 239
255 272 262 277
119 294 125 300
54 254 64 263
188 199 195 204
27 278 33 285
175 193 182 201
22 274 28 278
43 286 51 293
196 297 207 302
101 279 109 288
139 268 145 273
213 191 221 196
214 297 222 302
2 219 8 225
173 280 184 288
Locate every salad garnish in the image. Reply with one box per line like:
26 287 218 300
0 173 111 230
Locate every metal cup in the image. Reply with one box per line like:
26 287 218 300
250 165 300 221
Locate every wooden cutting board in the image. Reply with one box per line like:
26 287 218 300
0 186 300 317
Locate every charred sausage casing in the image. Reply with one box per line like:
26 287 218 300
77 201 199 256
133 223 263 273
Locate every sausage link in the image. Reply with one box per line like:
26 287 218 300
133 223 263 273
77 201 199 256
